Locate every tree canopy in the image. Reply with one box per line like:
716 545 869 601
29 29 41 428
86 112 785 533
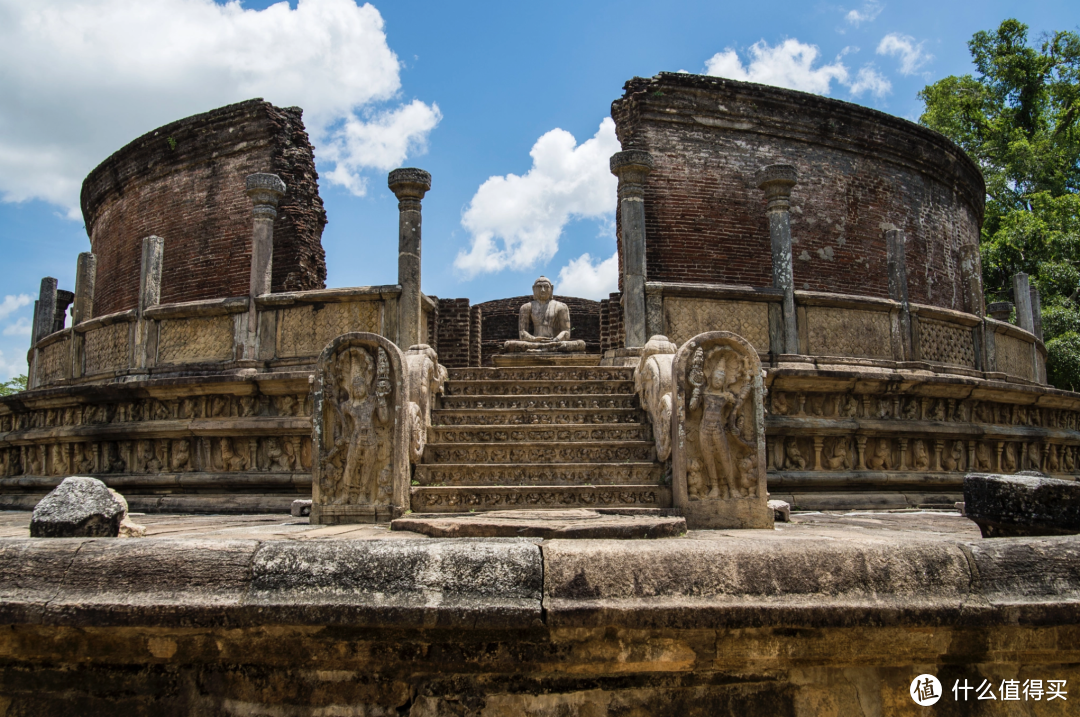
0 375 26 397
919 19 1080 389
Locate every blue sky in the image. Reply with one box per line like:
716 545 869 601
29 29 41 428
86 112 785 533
0 0 1076 378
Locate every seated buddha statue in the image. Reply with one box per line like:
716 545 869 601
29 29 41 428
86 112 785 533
501 276 587 354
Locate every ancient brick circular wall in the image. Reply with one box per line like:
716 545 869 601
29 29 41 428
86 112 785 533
612 73 985 312
81 100 327 318
476 295 600 365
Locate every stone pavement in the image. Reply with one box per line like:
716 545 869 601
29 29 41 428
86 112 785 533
0 507 982 542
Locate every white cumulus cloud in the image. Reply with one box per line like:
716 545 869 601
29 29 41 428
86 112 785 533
455 119 620 277
0 295 31 322
2 318 32 337
0 0 440 214
845 1 884 27
704 39 891 98
556 252 619 300
877 33 933 75
0 349 24 380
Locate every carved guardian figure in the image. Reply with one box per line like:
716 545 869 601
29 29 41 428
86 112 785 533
311 333 410 524
672 331 772 529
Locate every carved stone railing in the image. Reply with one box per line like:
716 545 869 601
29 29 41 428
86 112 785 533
643 281 1045 385
26 286 448 389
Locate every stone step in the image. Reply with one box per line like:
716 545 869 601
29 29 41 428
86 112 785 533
443 380 634 397
413 461 664 487
437 395 638 411
431 408 645 427
422 441 657 465
428 423 651 444
448 367 634 382
409 484 672 513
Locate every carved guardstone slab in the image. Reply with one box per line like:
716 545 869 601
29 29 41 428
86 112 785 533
311 333 410 524
672 332 773 529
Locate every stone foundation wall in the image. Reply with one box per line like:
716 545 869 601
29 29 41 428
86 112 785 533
611 73 984 313
81 100 327 318
0 536 1077 715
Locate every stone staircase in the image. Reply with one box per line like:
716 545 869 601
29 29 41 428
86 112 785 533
410 365 670 513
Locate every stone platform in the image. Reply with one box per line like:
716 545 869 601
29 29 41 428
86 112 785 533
1 509 1079 714
492 352 602 367
390 508 686 538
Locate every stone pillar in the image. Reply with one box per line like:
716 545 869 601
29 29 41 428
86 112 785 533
244 173 287 359
756 165 798 354
959 243 985 369
135 236 164 370
32 278 58 346
885 229 913 360
610 150 653 348
29 277 58 389
1013 272 1034 333
388 168 431 349
72 253 97 325
1030 286 1043 341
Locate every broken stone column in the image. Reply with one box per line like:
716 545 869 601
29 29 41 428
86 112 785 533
32 277 58 346
134 236 164 370
388 169 431 350
886 229 912 360
29 277 58 389
244 173 287 359
756 165 798 354
1013 272 1034 334
610 150 654 348
72 253 97 325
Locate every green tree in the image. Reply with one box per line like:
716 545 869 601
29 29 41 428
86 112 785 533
919 19 1080 389
0 375 27 397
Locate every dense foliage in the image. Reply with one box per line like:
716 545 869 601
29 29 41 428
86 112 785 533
0 375 26 397
919 19 1080 389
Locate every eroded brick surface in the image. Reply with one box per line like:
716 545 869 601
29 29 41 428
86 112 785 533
81 100 327 317
611 74 984 311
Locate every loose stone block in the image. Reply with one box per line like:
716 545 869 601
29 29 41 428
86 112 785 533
290 499 312 517
30 476 141 538
311 333 410 524
768 499 791 522
672 331 773 529
964 472 1080 537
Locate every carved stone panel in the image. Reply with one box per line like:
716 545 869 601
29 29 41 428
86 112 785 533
157 316 234 364
84 322 130 375
311 333 409 524
918 317 975 367
279 301 381 359
663 298 770 353
995 332 1035 381
672 331 772 529
806 307 892 359
39 340 70 385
